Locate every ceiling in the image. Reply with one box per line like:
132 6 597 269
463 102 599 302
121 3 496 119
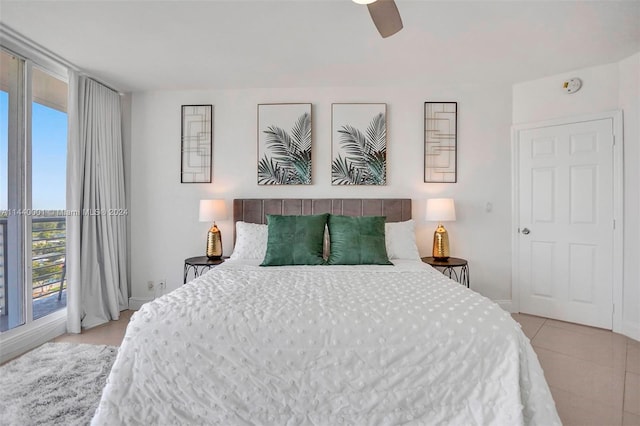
1 0 638 93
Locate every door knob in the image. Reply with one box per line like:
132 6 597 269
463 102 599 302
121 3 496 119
521 228 530 235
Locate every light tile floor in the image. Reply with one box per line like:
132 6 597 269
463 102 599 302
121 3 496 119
512 313 640 426
53 309 134 346
52 310 640 425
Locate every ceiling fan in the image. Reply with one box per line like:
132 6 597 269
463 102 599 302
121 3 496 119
353 0 403 38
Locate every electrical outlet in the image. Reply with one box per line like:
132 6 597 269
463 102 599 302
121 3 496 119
158 279 166 290
147 280 154 291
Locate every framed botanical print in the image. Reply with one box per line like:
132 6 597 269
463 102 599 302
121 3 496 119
257 103 312 185
331 103 387 186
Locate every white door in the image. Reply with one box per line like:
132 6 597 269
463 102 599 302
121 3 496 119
518 118 614 329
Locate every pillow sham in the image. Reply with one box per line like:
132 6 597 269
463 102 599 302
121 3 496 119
261 214 328 266
327 215 392 265
385 219 421 260
230 221 268 260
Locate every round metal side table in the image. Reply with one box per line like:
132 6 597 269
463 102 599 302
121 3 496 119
421 256 469 288
184 256 227 284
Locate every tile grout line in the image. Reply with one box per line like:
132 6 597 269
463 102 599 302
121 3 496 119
622 342 634 418
531 321 630 368
531 322 630 420
531 341 627 378
622 370 628 418
530 318 546 341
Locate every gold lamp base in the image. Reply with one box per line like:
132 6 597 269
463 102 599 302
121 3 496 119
206 223 223 259
432 223 450 260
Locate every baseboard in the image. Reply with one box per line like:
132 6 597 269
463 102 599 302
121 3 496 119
622 320 640 342
128 297 152 310
0 309 67 364
494 299 514 313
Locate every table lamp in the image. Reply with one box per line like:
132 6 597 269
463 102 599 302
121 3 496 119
199 199 227 259
425 198 456 260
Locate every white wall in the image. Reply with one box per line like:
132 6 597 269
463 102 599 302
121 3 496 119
618 53 640 339
513 62 620 123
512 53 640 340
129 83 514 306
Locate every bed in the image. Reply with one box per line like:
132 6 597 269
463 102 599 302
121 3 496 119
92 199 560 425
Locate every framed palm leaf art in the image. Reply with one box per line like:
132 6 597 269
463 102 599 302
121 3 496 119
257 103 312 185
331 103 387 186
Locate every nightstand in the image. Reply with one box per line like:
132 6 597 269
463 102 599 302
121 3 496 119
421 257 469 288
184 256 227 284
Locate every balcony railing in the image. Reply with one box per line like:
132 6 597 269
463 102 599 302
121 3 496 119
32 217 66 301
0 216 66 330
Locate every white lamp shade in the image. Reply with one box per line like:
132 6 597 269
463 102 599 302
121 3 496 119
199 199 227 222
353 0 377 4
425 198 456 222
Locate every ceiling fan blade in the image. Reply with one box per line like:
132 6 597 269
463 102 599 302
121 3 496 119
367 0 403 38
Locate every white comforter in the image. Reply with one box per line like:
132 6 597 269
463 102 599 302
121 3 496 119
92 260 560 425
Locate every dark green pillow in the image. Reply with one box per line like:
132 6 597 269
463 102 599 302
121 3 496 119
261 214 328 266
327 215 392 265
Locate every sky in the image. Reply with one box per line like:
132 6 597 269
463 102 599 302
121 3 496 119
0 91 67 211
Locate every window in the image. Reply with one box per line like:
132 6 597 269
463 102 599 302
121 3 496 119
0 49 68 333
31 67 67 321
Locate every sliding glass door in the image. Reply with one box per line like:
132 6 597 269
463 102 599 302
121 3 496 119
0 88 8 330
0 48 68 333
31 67 67 321
1 49 25 332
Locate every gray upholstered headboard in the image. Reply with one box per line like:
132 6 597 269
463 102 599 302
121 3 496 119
233 199 412 225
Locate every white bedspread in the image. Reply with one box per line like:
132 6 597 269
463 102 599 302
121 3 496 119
92 261 560 425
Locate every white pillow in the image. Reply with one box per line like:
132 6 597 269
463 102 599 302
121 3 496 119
385 219 420 260
230 221 268 260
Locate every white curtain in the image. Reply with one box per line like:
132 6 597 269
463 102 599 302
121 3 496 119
66 71 128 333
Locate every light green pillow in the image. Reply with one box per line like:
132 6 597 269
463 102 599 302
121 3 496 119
327 215 392 265
261 214 328 266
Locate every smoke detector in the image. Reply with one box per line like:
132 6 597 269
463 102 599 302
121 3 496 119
563 78 582 94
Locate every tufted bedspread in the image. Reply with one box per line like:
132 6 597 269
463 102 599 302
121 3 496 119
92 260 560 425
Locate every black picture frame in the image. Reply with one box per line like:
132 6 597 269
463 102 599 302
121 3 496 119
424 101 457 183
257 103 313 185
181 104 213 183
331 103 387 186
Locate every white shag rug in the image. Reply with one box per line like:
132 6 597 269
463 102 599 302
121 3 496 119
0 342 117 426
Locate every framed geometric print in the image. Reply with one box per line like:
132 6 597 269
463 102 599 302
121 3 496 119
424 102 457 183
181 105 212 183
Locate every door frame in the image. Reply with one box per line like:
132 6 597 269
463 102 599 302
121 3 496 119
511 110 624 332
